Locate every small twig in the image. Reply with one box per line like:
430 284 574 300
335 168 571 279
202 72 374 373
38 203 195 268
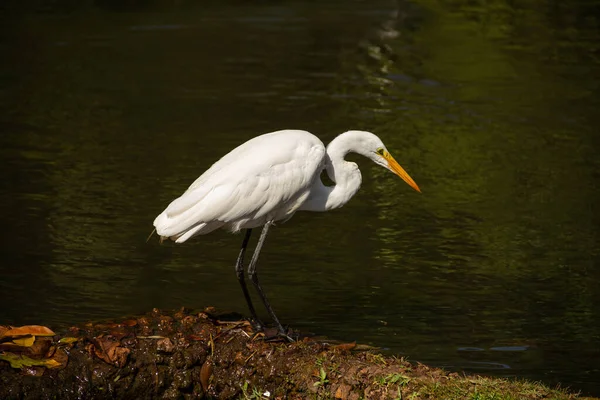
209 333 215 356
225 336 236 344
240 330 251 338
244 350 257 365
216 320 248 325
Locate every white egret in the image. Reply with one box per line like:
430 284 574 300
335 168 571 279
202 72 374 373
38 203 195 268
153 129 420 336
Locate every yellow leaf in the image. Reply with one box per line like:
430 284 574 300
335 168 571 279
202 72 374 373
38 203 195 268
43 358 61 369
0 353 60 369
12 336 35 347
58 337 79 344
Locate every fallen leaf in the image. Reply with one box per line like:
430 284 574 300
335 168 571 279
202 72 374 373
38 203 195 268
2 325 55 338
353 344 380 351
11 336 35 347
45 345 57 358
49 348 68 369
108 328 128 340
334 342 356 351
122 319 137 327
234 352 245 365
174 307 187 320
0 343 29 352
156 338 174 353
181 315 198 325
198 312 210 320
0 353 61 369
94 323 119 329
92 336 130 367
28 338 52 357
200 360 213 392
44 358 61 369
0 326 8 337
58 337 79 344
335 383 352 399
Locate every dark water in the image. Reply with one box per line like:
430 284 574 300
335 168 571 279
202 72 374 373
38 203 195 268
2 0 600 395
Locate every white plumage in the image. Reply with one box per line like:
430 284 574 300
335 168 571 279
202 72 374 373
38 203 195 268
154 130 326 242
153 129 420 337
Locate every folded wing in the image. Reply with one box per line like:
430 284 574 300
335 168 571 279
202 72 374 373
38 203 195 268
153 130 326 242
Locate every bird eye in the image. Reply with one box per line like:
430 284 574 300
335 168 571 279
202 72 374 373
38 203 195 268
376 148 385 156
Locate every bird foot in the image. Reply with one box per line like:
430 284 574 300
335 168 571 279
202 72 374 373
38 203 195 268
245 317 295 342
248 318 266 333
262 326 296 342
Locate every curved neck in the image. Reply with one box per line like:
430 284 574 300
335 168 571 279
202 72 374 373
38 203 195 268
300 134 363 212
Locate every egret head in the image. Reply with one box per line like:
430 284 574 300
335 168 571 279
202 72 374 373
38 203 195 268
344 130 421 193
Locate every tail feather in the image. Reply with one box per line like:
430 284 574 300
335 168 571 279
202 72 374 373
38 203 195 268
173 221 223 243
153 210 224 243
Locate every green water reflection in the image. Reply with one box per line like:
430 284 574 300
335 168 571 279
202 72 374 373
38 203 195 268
1 0 599 395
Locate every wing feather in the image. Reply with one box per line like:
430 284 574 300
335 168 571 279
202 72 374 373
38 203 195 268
154 130 326 242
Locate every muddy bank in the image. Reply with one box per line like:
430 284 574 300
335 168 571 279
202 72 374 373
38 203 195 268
0 308 595 399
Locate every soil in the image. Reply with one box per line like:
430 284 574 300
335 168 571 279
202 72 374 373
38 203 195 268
0 308 595 400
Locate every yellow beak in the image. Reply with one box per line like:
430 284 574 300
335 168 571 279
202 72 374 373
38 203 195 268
384 153 421 193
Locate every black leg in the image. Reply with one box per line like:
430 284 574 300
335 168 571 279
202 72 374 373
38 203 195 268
247 222 287 336
235 229 264 330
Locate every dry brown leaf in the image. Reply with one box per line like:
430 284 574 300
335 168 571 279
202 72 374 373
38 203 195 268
28 338 52 357
198 312 210 320
92 336 130 367
45 345 57 358
174 307 187 320
94 322 119 329
156 338 174 353
181 315 198 326
335 383 352 399
2 325 55 338
49 348 68 369
234 352 245 365
108 328 128 340
0 342 30 353
353 343 380 351
200 360 213 392
334 342 357 351
109 346 130 367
